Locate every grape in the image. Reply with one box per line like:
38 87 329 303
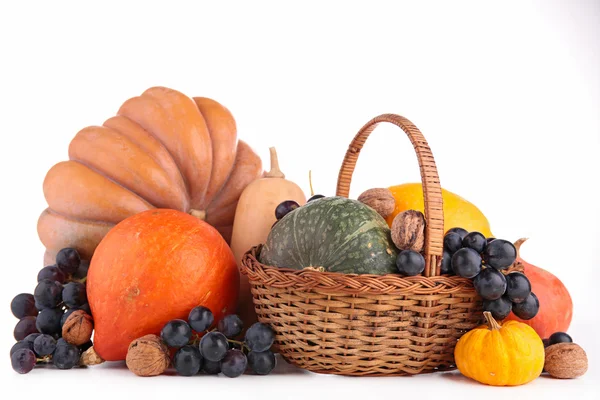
220 349 247 378
37 266 66 283
440 251 454 275
14 317 38 341
56 338 68 347
482 296 512 320
275 200 300 220
10 341 34 357
173 345 203 376
447 227 468 239
61 308 77 327
11 349 36 374
10 293 38 319
512 293 539 320
23 333 41 346
308 194 325 202
62 282 87 308
248 350 276 375
473 268 507 300
188 306 214 332
77 303 91 315
482 239 517 270
462 232 487 253
73 260 90 280
549 332 572 345
218 315 244 338
505 272 531 303
53 342 80 369
199 331 229 362
451 248 482 278
160 319 192 348
34 279 63 310
36 308 63 335
395 250 425 276
542 338 550 348
245 323 275 352
33 334 57 357
486 237 496 244
56 248 81 274
202 359 221 374
443 232 463 255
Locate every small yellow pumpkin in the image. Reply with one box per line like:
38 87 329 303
454 311 545 386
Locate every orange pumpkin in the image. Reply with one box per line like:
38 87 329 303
87 209 239 361
505 239 573 338
38 86 263 264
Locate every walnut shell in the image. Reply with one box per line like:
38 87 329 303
357 188 395 218
126 334 170 377
391 210 426 252
545 343 588 379
62 310 94 346
80 346 104 366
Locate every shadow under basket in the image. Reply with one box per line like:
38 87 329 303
239 114 483 376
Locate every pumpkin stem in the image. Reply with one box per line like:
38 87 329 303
309 170 315 196
483 311 502 331
264 147 285 178
189 209 206 220
514 238 528 259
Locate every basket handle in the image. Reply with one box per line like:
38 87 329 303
335 114 444 277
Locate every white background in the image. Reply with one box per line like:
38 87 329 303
1 0 598 399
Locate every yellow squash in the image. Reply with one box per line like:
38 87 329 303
386 183 493 237
454 311 545 386
230 147 306 326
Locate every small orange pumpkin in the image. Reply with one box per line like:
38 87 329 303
454 311 545 386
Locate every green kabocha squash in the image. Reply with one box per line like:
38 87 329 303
259 197 398 274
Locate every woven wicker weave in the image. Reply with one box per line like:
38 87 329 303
240 114 483 376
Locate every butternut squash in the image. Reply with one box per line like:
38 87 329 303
230 147 306 325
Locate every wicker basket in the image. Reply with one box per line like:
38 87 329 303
240 114 483 376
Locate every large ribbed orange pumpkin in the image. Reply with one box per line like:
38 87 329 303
38 86 263 264
88 209 239 361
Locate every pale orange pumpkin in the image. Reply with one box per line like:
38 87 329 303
38 87 263 263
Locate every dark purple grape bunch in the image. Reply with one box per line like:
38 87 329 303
10 248 92 374
441 228 539 321
159 306 277 377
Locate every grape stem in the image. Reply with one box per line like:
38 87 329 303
227 339 250 351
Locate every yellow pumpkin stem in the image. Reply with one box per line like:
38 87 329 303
189 209 206 220
264 147 285 178
308 170 315 196
483 311 502 331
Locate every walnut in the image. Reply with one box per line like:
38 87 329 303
126 334 170 377
62 310 93 346
545 343 588 379
391 210 426 252
80 346 104 366
357 188 395 218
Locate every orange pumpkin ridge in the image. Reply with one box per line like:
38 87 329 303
38 87 263 261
